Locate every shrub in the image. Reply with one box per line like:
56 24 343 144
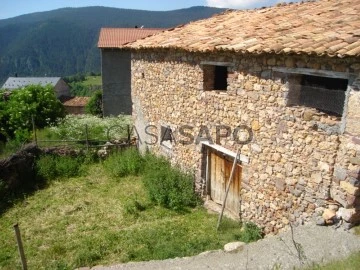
103 148 143 178
86 90 103 116
36 154 85 180
142 154 198 210
4 84 65 140
237 222 263 243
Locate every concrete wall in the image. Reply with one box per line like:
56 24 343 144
131 49 360 234
101 49 132 116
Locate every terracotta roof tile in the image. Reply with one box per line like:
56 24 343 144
63 97 90 107
127 0 360 58
98 28 164 48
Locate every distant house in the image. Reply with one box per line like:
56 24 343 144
127 0 360 234
1 77 70 98
62 96 90 115
98 28 164 116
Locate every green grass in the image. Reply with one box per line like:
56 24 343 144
82 76 102 87
0 163 252 269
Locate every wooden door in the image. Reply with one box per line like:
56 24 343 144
210 150 241 216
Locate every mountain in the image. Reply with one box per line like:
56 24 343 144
0 6 226 85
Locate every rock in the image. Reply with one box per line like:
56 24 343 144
334 167 347 182
328 204 339 212
224 242 246 252
272 153 282 162
340 181 360 196
311 173 323 184
349 157 360 165
276 178 286 191
251 143 262 153
322 209 336 221
316 216 326 226
337 207 356 222
303 110 314 121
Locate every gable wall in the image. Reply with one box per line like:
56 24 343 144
102 49 132 116
131 49 360 234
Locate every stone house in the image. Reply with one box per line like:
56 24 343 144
127 0 360 234
98 28 164 116
1 77 71 99
62 96 90 115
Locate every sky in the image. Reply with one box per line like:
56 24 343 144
0 0 297 20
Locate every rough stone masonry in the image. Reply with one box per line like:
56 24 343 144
131 49 360 234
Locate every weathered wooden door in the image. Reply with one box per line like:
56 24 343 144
210 150 241 216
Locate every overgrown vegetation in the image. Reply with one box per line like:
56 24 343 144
0 150 262 269
36 154 86 179
0 85 65 143
85 90 103 116
103 149 199 211
48 114 131 142
142 154 199 210
104 148 143 177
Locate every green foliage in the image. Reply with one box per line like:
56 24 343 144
103 148 143 178
237 222 263 243
0 85 65 142
49 114 131 141
142 154 198 210
36 154 85 180
63 74 86 84
86 90 103 116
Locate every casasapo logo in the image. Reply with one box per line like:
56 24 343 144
127 124 253 146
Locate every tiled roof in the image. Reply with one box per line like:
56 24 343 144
127 0 360 58
1 77 61 90
62 96 90 107
98 28 164 48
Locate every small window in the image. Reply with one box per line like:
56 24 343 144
288 74 348 116
203 65 228 91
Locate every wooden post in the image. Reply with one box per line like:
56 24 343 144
127 124 131 146
13 224 27 270
85 125 89 152
216 149 240 231
32 116 37 147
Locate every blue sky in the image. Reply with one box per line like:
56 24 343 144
0 0 297 20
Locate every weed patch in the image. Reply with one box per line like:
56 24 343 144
142 154 199 210
36 154 85 180
103 148 143 178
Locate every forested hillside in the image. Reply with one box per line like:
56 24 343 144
0 6 226 85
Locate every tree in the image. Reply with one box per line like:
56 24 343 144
4 84 65 141
85 90 103 117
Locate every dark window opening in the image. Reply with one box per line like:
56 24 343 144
203 65 228 91
214 66 228 90
288 74 348 116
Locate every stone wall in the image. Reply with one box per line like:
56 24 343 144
131 49 360 234
101 49 132 116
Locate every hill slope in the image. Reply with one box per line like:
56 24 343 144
0 6 226 85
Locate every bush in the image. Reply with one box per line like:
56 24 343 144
237 222 263 243
36 154 85 180
103 148 143 178
142 154 198 210
86 90 103 116
0 85 65 141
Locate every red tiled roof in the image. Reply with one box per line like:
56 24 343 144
127 0 360 58
63 97 90 107
98 28 165 48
